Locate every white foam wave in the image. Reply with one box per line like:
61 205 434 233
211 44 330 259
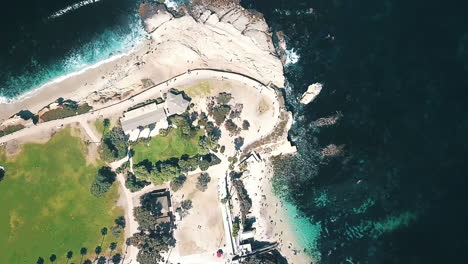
49 0 103 19
285 48 300 65
164 0 178 9
1 15 147 104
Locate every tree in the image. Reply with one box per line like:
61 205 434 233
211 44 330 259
111 254 122 264
100 227 108 245
170 175 187 192
97 256 106 264
109 242 117 259
83 260 92 264
90 167 116 197
196 173 211 192
49 254 57 263
114 216 126 228
210 105 231 125
95 246 102 260
100 127 128 162
234 137 244 151
225 119 240 135
103 118 111 128
242 120 250 130
0 167 4 182
79 248 87 264
125 172 150 192
216 92 232 104
36 257 45 264
66 251 73 264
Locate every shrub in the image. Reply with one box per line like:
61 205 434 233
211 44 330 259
211 105 231 125
0 124 25 137
242 120 250 130
220 145 226 154
100 127 128 162
196 173 211 192
198 112 209 127
40 103 92 122
216 92 232 105
225 119 240 135
181 200 193 210
90 167 116 197
232 218 240 237
170 175 187 192
234 137 244 151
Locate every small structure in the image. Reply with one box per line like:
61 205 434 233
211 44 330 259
120 92 190 136
151 188 173 224
165 92 190 116
121 103 166 134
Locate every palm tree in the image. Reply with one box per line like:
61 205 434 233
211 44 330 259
97 256 106 264
100 227 108 246
121 238 131 264
111 254 122 264
66 251 73 264
79 248 87 264
94 246 102 262
108 242 117 263
49 254 57 263
36 257 45 264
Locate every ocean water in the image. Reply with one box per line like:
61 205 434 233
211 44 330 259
0 0 147 101
3 0 468 263
242 0 468 263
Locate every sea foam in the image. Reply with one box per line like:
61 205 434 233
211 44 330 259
49 0 103 19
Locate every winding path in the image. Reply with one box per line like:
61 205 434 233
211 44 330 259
0 68 278 144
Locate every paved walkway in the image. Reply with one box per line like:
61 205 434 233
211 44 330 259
0 68 276 144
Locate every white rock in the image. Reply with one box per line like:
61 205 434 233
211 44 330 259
300 83 323 104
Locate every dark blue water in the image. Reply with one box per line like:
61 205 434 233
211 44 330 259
0 0 146 100
3 0 468 263
241 0 468 263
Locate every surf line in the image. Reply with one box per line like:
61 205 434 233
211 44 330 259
48 0 103 19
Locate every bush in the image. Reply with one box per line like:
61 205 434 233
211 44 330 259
234 137 244 151
181 200 193 210
40 103 92 122
216 92 232 105
126 173 150 192
196 173 211 192
100 127 128 162
198 112 209 127
220 145 226 154
0 124 25 137
90 167 116 197
211 105 231 125
16 110 39 124
242 120 250 130
225 119 240 135
170 175 187 192
199 153 221 171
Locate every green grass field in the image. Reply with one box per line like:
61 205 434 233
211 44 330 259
132 127 204 164
0 129 124 264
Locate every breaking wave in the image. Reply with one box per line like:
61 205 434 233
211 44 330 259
49 0 103 19
0 13 147 101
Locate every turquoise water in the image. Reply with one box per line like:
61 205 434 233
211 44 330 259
283 200 322 261
1 14 146 101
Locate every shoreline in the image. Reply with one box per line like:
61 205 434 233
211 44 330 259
0 37 147 105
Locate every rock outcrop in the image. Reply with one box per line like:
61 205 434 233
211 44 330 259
139 0 285 88
300 83 323 104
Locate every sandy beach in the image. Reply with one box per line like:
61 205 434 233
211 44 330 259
0 1 313 263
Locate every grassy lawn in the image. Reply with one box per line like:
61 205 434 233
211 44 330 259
93 118 112 137
182 80 213 98
133 127 204 164
0 129 124 263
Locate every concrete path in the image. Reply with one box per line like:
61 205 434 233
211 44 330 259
0 68 277 144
